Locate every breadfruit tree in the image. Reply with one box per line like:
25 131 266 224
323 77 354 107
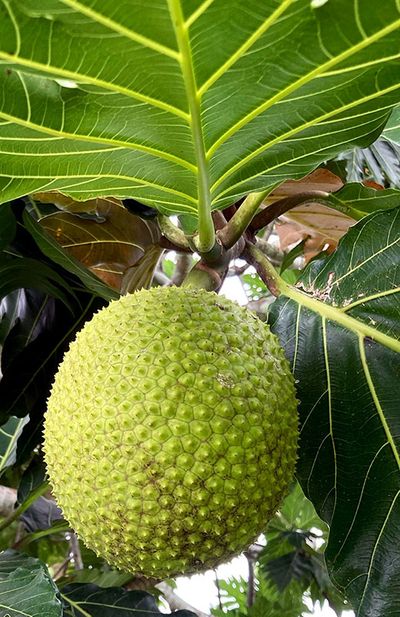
0 0 399 616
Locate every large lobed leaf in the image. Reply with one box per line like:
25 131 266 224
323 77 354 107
0 0 398 217
383 105 400 145
269 206 400 616
0 550 62 617
62 583 195 617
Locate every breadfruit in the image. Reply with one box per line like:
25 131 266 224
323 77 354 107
44 287 298 578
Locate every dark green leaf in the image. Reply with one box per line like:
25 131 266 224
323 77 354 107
0 291 98 436
62 584 195 617
269 207 400 616
0 205 16 250
17 458 46 504
264 550 314 592
0 550 62 617
20 497 63 534
0 254 74 310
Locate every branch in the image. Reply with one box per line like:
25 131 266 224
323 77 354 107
156 581 211 617
171 253 193 286
212 209 228 231
249 190 329 233
69 532 84 570
254 239 283 267
245 552 256 609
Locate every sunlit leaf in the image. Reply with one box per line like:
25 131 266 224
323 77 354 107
0 1 398 218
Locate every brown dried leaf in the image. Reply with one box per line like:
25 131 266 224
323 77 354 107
39 199 161 292
266 168 344 203
33 192 104 214
268 169 354 262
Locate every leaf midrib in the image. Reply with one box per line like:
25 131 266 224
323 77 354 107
167 0 213 250
283 285 400 353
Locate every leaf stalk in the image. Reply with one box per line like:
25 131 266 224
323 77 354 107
158 215 191 250
218 189 271 248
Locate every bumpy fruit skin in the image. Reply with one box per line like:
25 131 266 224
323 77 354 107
44 287 298 578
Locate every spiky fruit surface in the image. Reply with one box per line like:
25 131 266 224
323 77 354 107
44 287 298 578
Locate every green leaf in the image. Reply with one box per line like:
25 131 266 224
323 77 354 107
242 273 269 302
383 105 400 145
62 583 195 616
0 1 398 218
0 550 62 617
19 520 70 550
269 207 400 616
212 577 248 615
323 183 400 218
65 569 132 589
17 458 46 504
0 415 29 476
280 241 306 275
273 482 328 533
0 205 16 250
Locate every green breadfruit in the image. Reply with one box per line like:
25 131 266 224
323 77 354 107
44 287 298 578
